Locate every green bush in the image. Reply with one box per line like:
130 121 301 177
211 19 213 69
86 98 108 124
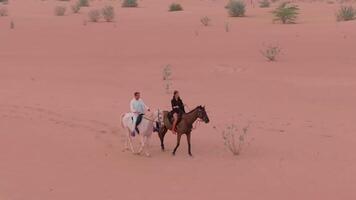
122 0 138 7
102 5 115 22
169 3 183 11
336 6 355 21
272 2 299 24
226 0 246 17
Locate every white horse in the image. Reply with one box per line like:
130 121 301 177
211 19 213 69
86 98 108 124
121 110 162 157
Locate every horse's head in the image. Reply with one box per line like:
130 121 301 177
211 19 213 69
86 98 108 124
197 105 210 123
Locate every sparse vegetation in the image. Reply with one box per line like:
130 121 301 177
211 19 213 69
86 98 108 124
272 2 299 24
225 22 230 32
260 44 282 61
122 0 138 7
226 0 246 17
217 123 250 156
102 5 115 22
54 6 66 16
169 3 183 11
10 20 14 29
162 65 172 94
162 64 172 80
78 0 89 7
0 6 8 16
88 9 101 22
259 0 270 8
200 16 211 26
336 5 355 21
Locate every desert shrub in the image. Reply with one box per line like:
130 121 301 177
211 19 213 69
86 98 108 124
54 6 66 16
88 9 101 22
78 0 89 7
0 6 8 16
162 64 172 80
336 5 355 21
217 123 250 156
71 3 81 13
225 22 230 32
169 3 183 11
122 0 138 7
260 44 282 61
226 0 246 17
259 0 270 8
272 2 299 24
102 5 115 22
200 16 211 26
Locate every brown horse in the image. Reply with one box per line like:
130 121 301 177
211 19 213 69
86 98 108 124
158 106 210 156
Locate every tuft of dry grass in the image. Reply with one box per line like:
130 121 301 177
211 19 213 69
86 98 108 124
215 123 251 156
260 43 282 61
102 5 115 22
200 16 211 26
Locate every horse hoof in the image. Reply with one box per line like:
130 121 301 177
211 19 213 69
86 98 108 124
172 152 176 156
145 153 151 157
189 154 193 157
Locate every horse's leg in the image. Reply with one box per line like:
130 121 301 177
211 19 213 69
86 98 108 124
159 127 167 151
172 133 182 156
144 136 151 157
187 132 193 156
137 135 145 155
127 131 136 154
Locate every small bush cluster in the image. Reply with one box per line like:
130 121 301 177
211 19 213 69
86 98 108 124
272 2 299 24
54 6 66 16
122 0 138 7
226 0 246 17
87 5 115 22
169 3 183 11
336 5 355 21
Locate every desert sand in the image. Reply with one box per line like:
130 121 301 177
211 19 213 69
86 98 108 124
1 0 356 199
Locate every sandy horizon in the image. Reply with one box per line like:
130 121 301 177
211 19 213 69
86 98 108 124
1 0 356 199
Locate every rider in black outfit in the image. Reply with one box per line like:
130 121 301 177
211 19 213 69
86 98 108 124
171 90 186 134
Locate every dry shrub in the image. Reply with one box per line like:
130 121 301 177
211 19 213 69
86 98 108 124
54 6 66 16
216 123 251 156
71 3 81 13
88 9 101 22
102 5 115 22
169 3 183 11
0 6 8 16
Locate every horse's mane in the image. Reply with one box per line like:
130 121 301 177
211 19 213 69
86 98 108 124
186 105 203 114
